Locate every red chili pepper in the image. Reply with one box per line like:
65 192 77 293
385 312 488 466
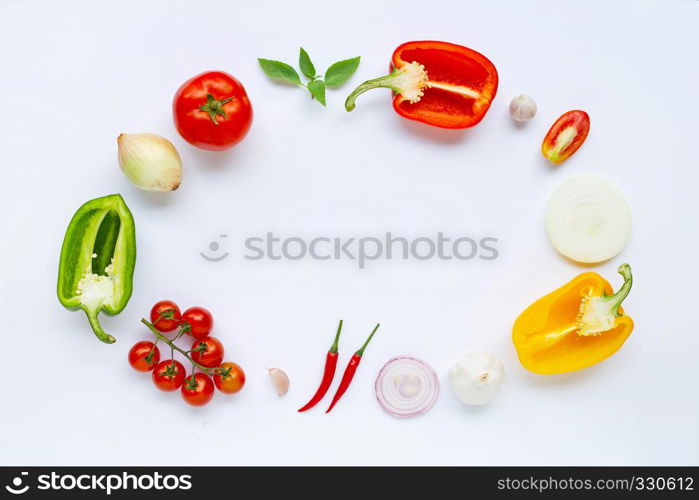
298 320 343 412
345 41 498 129
542 110 591 164
325 323 380 413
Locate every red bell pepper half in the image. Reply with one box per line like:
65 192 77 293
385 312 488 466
541 110 591 164
345 41 498 129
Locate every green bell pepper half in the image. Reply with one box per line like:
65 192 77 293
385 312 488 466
57 194 136 343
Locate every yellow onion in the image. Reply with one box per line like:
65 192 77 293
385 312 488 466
117 133 182 191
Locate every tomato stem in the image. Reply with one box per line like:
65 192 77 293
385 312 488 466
199 93 235 125
186 361 198 390
146 310 171 363
145 339 158 364
152 309 175 327
141 318 213 374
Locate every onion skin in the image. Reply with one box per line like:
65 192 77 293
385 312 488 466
117 133 182 191
375 356 439 418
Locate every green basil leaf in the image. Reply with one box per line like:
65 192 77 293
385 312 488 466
307 79 326 106
299 48 316 79
324 57 361 87
258 58 301 85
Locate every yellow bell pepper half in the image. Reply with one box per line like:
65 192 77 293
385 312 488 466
512 264 634 375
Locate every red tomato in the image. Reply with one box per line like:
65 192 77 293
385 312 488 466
214 362 246 394
128 341 160 372
181 373 215 406
150 300 181 332
181 306 213 339
190 337 224 368
542 110 590 164
173 71 253 151
152 360 186 392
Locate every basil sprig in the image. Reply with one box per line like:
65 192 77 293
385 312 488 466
258 48 360 107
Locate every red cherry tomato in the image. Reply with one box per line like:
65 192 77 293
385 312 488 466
181 373 215 406
152 360 186 392
128 341 160 372
181 306 213 339
150 300 181 332
173 71 253 151
190 337 224 368
214 362 246 394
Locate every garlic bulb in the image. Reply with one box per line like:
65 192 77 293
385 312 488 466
509 94 537 122
117 133 182 191
267 368 289 397
448 352 504 406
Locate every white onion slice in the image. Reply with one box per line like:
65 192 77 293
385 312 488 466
375 356 439 418
545 175 631 264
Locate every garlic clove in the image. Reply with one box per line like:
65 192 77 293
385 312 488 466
117 133 182 191
509 94 537 122
448 351 504 406
267 367 289 397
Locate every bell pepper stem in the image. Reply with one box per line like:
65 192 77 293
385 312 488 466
607 263 633 316
345 61 429 112
345 70 402 112
355 323 380 357
85 309 116 344
330 319 343 354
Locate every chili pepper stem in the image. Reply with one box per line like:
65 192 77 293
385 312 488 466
345 62 428 111
356 323 380 356
330 319 343 354
141 318 213 374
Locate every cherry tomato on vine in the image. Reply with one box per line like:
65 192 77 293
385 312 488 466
173 71 253 151
190 337 224 368
152 360 186 392
181 306 213 339
128 341 160 372
214 362 246 394
150 300 181 332
181 373 215 406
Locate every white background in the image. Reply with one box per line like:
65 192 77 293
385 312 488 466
1 0 697 466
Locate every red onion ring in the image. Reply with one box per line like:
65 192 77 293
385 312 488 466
375 356 439 418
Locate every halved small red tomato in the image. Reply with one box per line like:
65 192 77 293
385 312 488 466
542 110 590 164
